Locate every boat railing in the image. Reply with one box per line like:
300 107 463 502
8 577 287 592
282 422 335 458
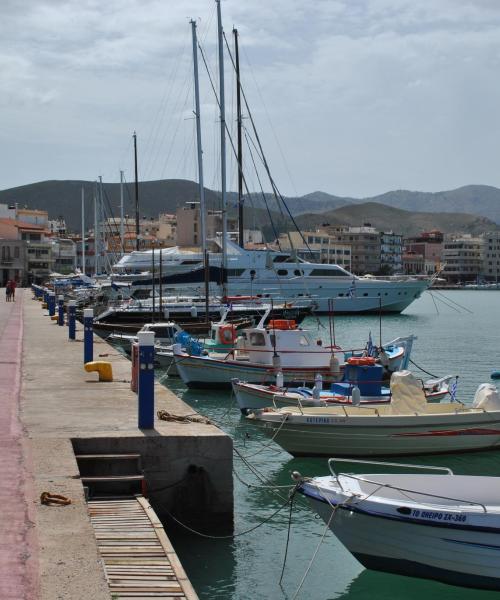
327 458 489 513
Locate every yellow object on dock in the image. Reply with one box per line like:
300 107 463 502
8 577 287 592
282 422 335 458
88 496 198 599
50 315 58 321
42 302 48 309
84 361 113 382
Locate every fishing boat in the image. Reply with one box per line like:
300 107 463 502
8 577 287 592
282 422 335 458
247 372 500 456
297 458 500 590
231 370 453 413
107 321 182 351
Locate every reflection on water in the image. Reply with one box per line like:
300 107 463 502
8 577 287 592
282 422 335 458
155 291 500 600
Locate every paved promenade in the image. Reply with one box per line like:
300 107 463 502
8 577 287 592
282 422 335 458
0 289 232 599
0 289 38 599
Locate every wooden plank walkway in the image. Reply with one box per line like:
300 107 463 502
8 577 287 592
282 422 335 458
88 496 198 600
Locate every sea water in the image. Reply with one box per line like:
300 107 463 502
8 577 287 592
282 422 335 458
159 290 500 600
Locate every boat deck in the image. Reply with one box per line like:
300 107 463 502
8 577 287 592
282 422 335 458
88 496 198 599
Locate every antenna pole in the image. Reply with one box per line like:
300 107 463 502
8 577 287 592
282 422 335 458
233 27 244 248
133 131 140 251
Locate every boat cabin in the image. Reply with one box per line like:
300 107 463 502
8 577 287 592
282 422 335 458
235 320 339 368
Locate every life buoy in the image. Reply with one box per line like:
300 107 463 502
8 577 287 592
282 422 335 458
218 324 236 345
347 356 376 366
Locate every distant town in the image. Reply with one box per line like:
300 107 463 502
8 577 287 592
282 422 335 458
1 200 499 286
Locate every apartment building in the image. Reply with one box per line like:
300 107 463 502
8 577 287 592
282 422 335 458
380 232 403 274
277 230 352 268
442 235 484 283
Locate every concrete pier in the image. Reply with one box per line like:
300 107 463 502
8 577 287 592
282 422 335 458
0 289 233 599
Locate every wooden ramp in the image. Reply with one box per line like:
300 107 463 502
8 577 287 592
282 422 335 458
88 496 198 600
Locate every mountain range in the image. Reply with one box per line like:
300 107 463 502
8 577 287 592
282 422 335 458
0 179 499 238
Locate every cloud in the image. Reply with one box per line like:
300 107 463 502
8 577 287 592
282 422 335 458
1 0 500 196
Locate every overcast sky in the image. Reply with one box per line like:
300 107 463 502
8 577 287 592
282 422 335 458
3 0 500 198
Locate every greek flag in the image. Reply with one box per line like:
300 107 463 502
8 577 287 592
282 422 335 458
450 378 458 402
366 331 374 357
348 279 356 298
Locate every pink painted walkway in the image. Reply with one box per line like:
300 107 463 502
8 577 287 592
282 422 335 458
0 289 38 599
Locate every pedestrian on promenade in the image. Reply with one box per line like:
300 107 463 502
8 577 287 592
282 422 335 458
10 279 16 302
5 281 12 302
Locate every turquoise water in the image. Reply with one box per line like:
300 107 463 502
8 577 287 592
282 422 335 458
159 291 500 600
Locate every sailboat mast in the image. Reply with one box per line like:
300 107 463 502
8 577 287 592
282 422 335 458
81 186 85 274
93 182 98 276
98 175 105 273
233 27 244 248
190 19 207 256
120 170 125 256
133 131 140 251
216 0 227 292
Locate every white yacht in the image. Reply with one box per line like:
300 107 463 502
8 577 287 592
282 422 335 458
112 239 430 314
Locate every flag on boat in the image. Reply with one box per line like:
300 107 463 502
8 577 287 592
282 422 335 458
450 377 458 401
366 331 375 357
347 279 356 298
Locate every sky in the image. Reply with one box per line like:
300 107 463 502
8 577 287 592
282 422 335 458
2 0 500 198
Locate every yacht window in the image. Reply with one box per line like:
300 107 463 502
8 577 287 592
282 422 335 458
181 260 201 265
249 332 266 346
277 269 288 276
299 336 309 346
363 293 368 297
309 268 345 277
273 255 290 263
250 269 256 277
294 269 303 276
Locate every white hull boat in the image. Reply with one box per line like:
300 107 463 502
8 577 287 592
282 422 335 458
247 373 500 456
232 375 451 412
298 458 500 590
112 240 431 314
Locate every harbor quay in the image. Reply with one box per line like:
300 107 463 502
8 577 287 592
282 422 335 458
0 288 233 599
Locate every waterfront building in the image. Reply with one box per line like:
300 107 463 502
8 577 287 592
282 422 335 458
51 238 77 274
380 232 403 274
482 231 500 282
176 202 237 248
276 230 352 268
442 235 484 283
404 230 444 274
330 225 381 275
402 251 425 275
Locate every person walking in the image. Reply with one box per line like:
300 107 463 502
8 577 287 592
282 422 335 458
10 279 16 302
5 280 12 302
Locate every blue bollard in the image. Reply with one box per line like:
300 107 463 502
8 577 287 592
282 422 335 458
57 295 64 326
43 289 49 304
83 308 94 364
137 331 155 429
68 300 76 340
48 292 56 317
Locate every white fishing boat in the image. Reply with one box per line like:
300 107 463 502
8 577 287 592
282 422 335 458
173 310 415 389
297 458 500 590
231 372 452 413
247 373 500 456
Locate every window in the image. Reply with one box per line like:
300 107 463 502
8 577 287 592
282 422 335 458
14 247 19 259
277 269 288 276
249 332 266 346
309 268 345 277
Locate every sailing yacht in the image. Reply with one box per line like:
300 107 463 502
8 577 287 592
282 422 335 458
110 5 431 315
